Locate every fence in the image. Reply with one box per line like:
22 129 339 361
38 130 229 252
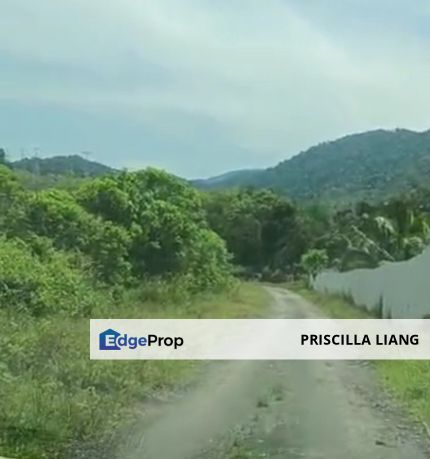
312 247 430 318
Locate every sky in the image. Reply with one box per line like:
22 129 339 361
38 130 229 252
0 0 429 178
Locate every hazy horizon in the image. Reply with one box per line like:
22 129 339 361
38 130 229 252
7 125 430 180
1 0 430 178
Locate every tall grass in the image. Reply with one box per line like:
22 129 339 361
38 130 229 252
0 282 269 459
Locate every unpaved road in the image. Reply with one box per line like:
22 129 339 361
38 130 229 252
121 287 430 459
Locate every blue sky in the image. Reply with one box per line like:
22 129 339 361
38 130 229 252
1 0 429 178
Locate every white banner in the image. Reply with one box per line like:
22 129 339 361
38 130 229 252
90 319 430 360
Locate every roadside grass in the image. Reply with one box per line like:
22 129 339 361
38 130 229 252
377 361 430 425
287 280 374 319
113 281 271 319
287 281 430 427
200 282 271 319
0 282 269 459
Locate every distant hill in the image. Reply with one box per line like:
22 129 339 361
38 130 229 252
11 155 115 177
6 128 430 201
192 169 263 188
195 128 430 201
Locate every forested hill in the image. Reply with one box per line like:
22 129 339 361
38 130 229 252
11 154 115 177
195 128 430 202
6 127 430 200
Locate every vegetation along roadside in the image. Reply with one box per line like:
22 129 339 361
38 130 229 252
0 162 271 459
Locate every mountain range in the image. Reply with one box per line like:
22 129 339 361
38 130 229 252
194 128 430 201
5 128 430 202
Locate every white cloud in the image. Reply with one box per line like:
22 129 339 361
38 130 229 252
0 0 430 174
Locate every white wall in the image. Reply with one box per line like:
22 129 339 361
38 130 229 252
312 247 430 318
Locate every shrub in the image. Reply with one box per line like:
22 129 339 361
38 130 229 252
0 237 107 316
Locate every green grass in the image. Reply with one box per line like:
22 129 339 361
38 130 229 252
288 280 375 319
377 361 430 424
287 281 430 426
0 282 269 459
115 281 271 320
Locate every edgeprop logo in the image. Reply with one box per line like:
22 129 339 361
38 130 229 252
99 328 184 351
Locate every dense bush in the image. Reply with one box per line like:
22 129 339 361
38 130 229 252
0 167 232 289
0 167 235 459
204 188 310 273
19 190 131 284
0 306 197 459
76 168 231 289
0 237 107 316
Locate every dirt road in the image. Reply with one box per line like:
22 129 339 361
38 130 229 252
121 287 430 459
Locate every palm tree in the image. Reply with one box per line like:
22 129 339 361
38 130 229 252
324 198 430 271
374 200 430 260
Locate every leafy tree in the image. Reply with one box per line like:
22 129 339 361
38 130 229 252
20 189 131 283
0 237 105 316
0 166 235 459
300 249 329 281
0 165 25 235
0 164 22 199
76 176 135 227
312 195 430 271
77 168 231 288
204 188 310 274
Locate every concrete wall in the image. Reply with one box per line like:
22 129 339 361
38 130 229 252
312 247 430 318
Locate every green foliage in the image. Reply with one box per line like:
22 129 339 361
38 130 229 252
11 154 115 177
76 168 231 289
0 165 26 237
195 128 430 202
76 176 134 227
0 237 105 316
0 166 237 459
0 164 23 200
312 197 430 271
0 281 265 459
4 143 430 459
300 249 329 279
0 310 193 459
204 188 309 273
25 189 92 249
0 165 233 299
0 166 234 290
14 169 88 192
77 168 204 225
21 189 131 284
0 167 231 288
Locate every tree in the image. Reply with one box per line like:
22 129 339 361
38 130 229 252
76 169 232 289
204 188 309 272
312 193 430 272
0 165 24 235
300 249 329 281
76 176 134 227
21 189 132 284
